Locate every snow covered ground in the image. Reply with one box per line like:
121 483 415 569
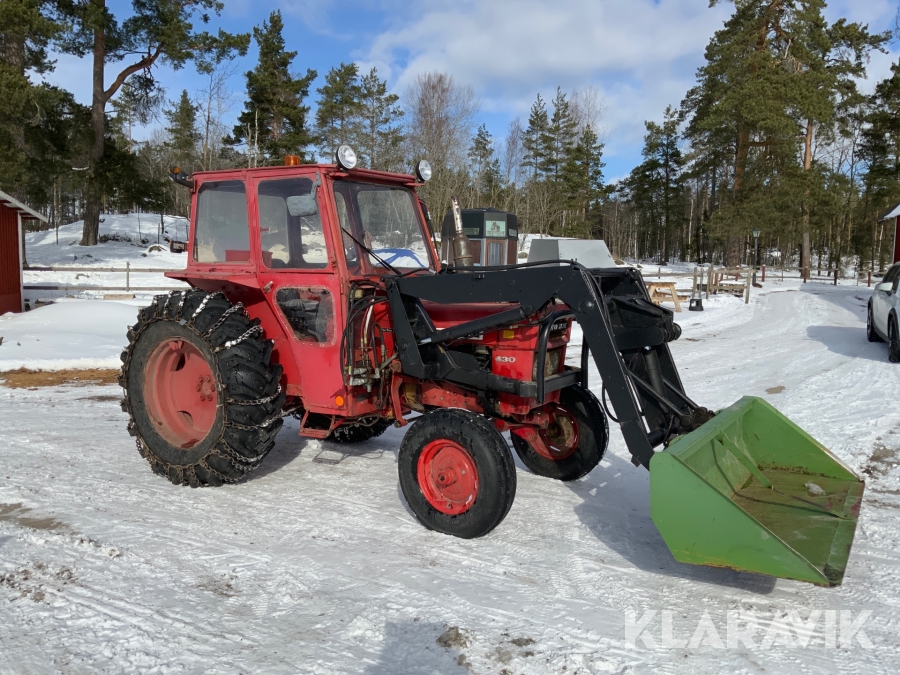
2 276 899 673
0 301 140 372
23 214 190 305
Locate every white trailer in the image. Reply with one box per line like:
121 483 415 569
527 238 616 268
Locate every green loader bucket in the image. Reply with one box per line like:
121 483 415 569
650 396 864 586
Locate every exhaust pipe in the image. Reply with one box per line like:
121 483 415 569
450 197 473 267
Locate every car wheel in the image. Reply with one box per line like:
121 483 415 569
890 317 900 363
867 305 883 343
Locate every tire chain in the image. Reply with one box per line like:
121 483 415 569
121 290 287 486
225 384 283 406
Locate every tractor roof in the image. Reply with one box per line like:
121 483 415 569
189 164 421 186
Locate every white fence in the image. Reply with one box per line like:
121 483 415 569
24 262 186 293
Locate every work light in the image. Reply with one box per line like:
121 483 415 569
335 145 358 170
416 159 432 182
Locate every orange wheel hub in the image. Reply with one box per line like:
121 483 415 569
417 440 479 515
144 339 218 449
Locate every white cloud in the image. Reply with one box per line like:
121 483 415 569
364 0 729 165
369 0 728 93
824 0 897 28
279 0 351 39
365 0 900 168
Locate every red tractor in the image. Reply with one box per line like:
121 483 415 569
120 148 864 585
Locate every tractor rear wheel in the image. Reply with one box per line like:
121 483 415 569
331 417 391 443
398 409 516 539
120 291 285 486
511 384 608 481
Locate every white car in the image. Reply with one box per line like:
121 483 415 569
868 261 900 361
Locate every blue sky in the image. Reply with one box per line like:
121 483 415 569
44 0 900 183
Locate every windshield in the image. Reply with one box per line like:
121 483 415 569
332 181 434 273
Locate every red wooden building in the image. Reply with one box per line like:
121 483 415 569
880 203 900 266
0 189 47 314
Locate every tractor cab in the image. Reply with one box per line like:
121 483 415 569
167 152 439 423
171 153 437 279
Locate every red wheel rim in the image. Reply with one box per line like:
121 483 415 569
416 440 479 515
534 405 580 461
144 339 218 449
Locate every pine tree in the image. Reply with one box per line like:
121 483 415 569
165 90 200 170
523 94 550 178
468 124 502 205
861 62 900 271
682 0 886 266
863 62 900 201
229 11 316 165
562 124 605 237
315 62 362 160
56 0 249 245
627 106 683 263
0 0 60 198
110 77 165 153
356 67 404 171
547 87 578 182
785 1 886 272
683 2 794 208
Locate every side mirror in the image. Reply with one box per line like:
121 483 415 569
286 194 318 218
877 281 894 293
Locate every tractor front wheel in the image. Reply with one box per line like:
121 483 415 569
120 291 285 486
511 384 608 481
399 409 516 539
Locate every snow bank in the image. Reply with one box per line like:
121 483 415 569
27 213 189 266
24 213 190 303
0 301 135 371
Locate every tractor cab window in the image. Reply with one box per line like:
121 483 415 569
258 177 328 269
194 180 250 263
333 181 433 273
275 287 334 343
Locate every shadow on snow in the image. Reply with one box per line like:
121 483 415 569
564 450 777 594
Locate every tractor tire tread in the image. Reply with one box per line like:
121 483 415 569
121 291 285 487
330 418 392 444
399 409 516 539
511 384 608 481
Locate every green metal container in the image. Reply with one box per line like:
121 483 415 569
650 396 864 586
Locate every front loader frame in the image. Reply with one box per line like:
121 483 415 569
386 263 712 468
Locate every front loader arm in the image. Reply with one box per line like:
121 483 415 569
386 263 710 469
